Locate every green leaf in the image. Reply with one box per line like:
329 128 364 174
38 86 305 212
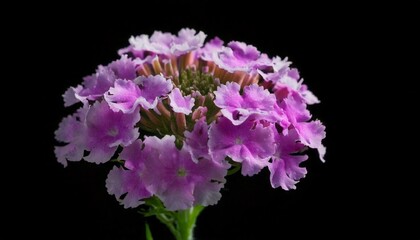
145 223 154 240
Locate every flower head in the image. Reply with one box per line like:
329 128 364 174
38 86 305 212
209 117 275 176
55 28 326 211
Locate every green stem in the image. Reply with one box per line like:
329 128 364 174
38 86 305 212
173 206 204 240
142 197 204 240
153 206 204 240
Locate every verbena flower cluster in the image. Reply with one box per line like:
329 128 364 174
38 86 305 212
55 28 326 211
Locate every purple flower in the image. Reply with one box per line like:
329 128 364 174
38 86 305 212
63 56 137 107
141 136 227 210
55 28 327 214
184 119 211 162
191 155 228 206
75 66 116 104
271 56 291 72
171 28 206 56
208 117 275 176
278 92 326 161
123 33 173 58
104 79 141 113
214 82 277 125
295 120 326 162
213 41 262 73
278 91 311 124
168 88 195 115
105 75 173 113
268 129 308 190
132 75 173 108
106 140 152 208
54 106 88 166
298 84 320 105
260 64 320 105
84 101 140 164
199 37 224 61
108 55 137 80
149 31 176 56
121 34 151 58
118 28 205 59
62 85 83 107
251 53 275 71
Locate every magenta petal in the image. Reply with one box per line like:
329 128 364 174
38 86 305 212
243 84 276 109
277 91 326 161
184 119 210 162
271 56 291 72
171 28 206 56
149 31 175 56
158 180 195 211
269 155 308 190
193 157 228 206
199 37 224 61
54 106 88 166
168 88 195 115
122 31 175 58
208 117 275 176
261 64 321 105
106 166 126 198
150 31 175 47
106 166 152 209
296 120 326 162
105 139 152 208
139 135 227 210
280 91 311 123
118 28 206 58
141 136 197 210
84 145 117 164
214 82 277 125
62 85 83 107
119 139 144 170
105 79 142 113
84 101 140 164
54 145 83 167
213 41 261 73
126 34 154 58
214 81 243 108
299 84 320 104
269 129 308 190
55 110 85 143
108 55 136 80
270 159 297 189
106 75 172 113
193 181 222 206
135 75 173 109
76 66 116 101
228 41 260 62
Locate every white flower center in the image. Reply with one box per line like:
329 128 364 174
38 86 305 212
107 127 119 137
177 167 187 177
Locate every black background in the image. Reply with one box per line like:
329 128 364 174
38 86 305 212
18 2 394 239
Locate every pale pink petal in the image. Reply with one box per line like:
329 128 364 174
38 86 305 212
168 88 195 115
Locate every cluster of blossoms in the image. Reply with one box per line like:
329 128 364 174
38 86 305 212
55 28 326 211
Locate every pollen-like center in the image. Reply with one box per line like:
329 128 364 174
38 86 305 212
235 137 243 145
177 167 187 177
179 69 218 95
107 127 119 137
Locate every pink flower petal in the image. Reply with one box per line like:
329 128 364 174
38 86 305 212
168 88 195 115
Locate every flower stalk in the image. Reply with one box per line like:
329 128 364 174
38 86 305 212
143 197 204 240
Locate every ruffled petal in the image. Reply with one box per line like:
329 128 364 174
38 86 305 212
208 117 275 176
168 88 195 115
